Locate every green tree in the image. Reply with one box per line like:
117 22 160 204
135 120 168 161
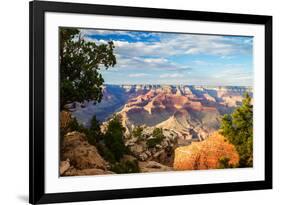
220 93 253 167
104 115 126 161
132 126 143 139
87 116 103 145
59 28 116 108
147 128 165 148
96 143 116 164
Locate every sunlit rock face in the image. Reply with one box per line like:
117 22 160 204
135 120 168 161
173 132 239 170
70 84 252 141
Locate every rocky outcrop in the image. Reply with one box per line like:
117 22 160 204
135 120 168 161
60 111 75 135
59 159 70 175
156 109 211 142
63 167 115 176
138 161 172 172
61 131 109 174
125 127 177 166
60 111 73 130
173 132 239 170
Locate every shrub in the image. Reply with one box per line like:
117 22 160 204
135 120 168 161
218 157 235 169
132 126 143 139
86 115 103 145
96 143 116 163
104 115 127 161
110 160 140 174
60 116 86 138
147 128 165 148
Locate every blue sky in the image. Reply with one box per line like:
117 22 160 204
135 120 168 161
81 29 253 86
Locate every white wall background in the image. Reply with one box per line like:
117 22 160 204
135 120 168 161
0 0 279 204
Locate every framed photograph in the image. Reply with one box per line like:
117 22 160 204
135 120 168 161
29 0 272 204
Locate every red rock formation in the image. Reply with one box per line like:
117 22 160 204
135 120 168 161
173 132 239 170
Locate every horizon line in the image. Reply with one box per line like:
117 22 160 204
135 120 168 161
103 83 253 87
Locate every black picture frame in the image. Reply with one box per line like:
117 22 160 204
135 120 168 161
29 1 272 204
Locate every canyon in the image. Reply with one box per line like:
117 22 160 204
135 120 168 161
69 84 251 142
61 85 251 174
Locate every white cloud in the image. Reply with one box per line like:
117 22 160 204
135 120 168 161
114 55 189 73
128 73 149 77
110 36 252 69
212 68 253 83
143 58 168 63
80 29 252 59
77 29 253 86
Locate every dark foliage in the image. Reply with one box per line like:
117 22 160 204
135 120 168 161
147 128 165 148
218 157 235 169
110 160 140 174
65 117 86 135
59 28 116 108
220 93 253 167
86 116 103 145
96 143 116 164
132 126 144 139
104 115 127 161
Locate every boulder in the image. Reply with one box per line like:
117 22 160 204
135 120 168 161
126 127 177 164
138 161 172 172
64 167 115 176
61 131 108 170
139 152 148 161
130 143 145 155
145 150 152 157
59 159 70 175
153 150 165 158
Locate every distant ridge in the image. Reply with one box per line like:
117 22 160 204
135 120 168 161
70 84 252 143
